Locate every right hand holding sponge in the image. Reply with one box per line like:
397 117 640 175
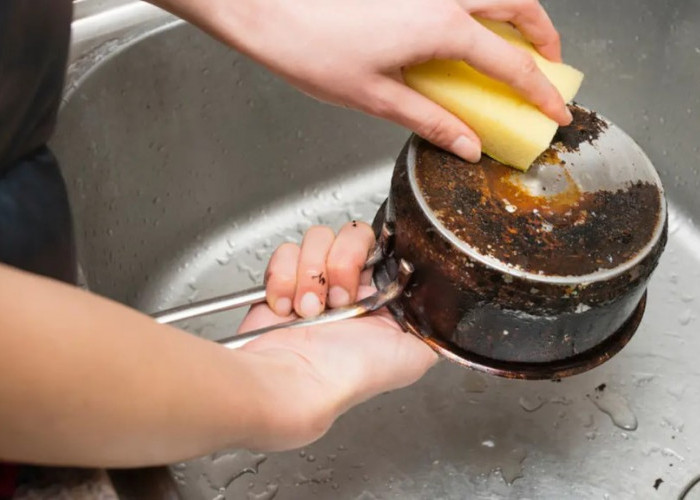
404 19 584 171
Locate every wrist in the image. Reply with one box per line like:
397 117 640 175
148 0 267 54
227 346 338 452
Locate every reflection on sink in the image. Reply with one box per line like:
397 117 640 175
52 0 700 498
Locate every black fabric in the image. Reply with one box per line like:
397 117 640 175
0 147 76 283
0 0 72 172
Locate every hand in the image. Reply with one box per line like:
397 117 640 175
154 0 571 162
235 223 437 451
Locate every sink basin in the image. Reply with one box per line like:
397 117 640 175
52 1 700 498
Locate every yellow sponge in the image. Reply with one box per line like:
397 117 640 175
403 19 584 171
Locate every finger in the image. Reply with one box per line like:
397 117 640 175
437 16 571 125
360 268 373 287
294 226 335 318
326 221 376 307
466 0 562 61
265 243 300 316
370 77 482 162
238 302 295 334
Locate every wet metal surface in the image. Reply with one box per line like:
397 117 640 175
53 0 700 497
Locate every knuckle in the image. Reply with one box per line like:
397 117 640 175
550 30 561 45
443 6 468 31
517 0 539 9
511 52 542 93
415 115 452 146
518 53 539 77
268 270 296 288
343 220 375 239
328 259 362 279
302 267 326 283
308 225 335 240
366 84 395 119
276 242 300 255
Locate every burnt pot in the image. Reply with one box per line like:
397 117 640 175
372 110 667 380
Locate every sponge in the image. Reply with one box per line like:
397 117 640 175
403 19 584 171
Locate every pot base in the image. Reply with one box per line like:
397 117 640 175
373 254 646 380
372 201 647 380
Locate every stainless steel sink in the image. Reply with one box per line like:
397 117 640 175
52 1 700 498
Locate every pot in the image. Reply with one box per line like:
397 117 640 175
372 106 667 379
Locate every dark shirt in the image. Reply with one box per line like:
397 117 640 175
0 0 75 285
0 0 72 171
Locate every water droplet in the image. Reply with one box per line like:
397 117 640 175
255 248 268 261
667 384 687 401
679 309 693 326
662 416 685 433
481 440 495 448
206 450 267 489
463 372 487 393
399 405 407 413
588 390 638 431
306 454 316 463
298 450 306 458
247 484 279 500
356 491 379 500
500 448 527 485
332 190 343 201
550 396 573 406
295 468 334 485
585 431 597 440
519 395 545 412
633 375 655 387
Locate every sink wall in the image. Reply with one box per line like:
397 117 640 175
51 1 700 498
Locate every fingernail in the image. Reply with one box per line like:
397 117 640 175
564 106 573 124
300 292 322 317
328 286 350 308
559 106 574 126
451 136 481 163
274 297 292 316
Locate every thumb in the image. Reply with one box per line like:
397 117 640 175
367 78 482 163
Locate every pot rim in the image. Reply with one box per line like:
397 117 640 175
405 117 667 285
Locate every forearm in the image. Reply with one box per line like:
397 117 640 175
0 264 293 467
147 0 258 51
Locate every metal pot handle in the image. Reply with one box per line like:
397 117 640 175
149 224 411 349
